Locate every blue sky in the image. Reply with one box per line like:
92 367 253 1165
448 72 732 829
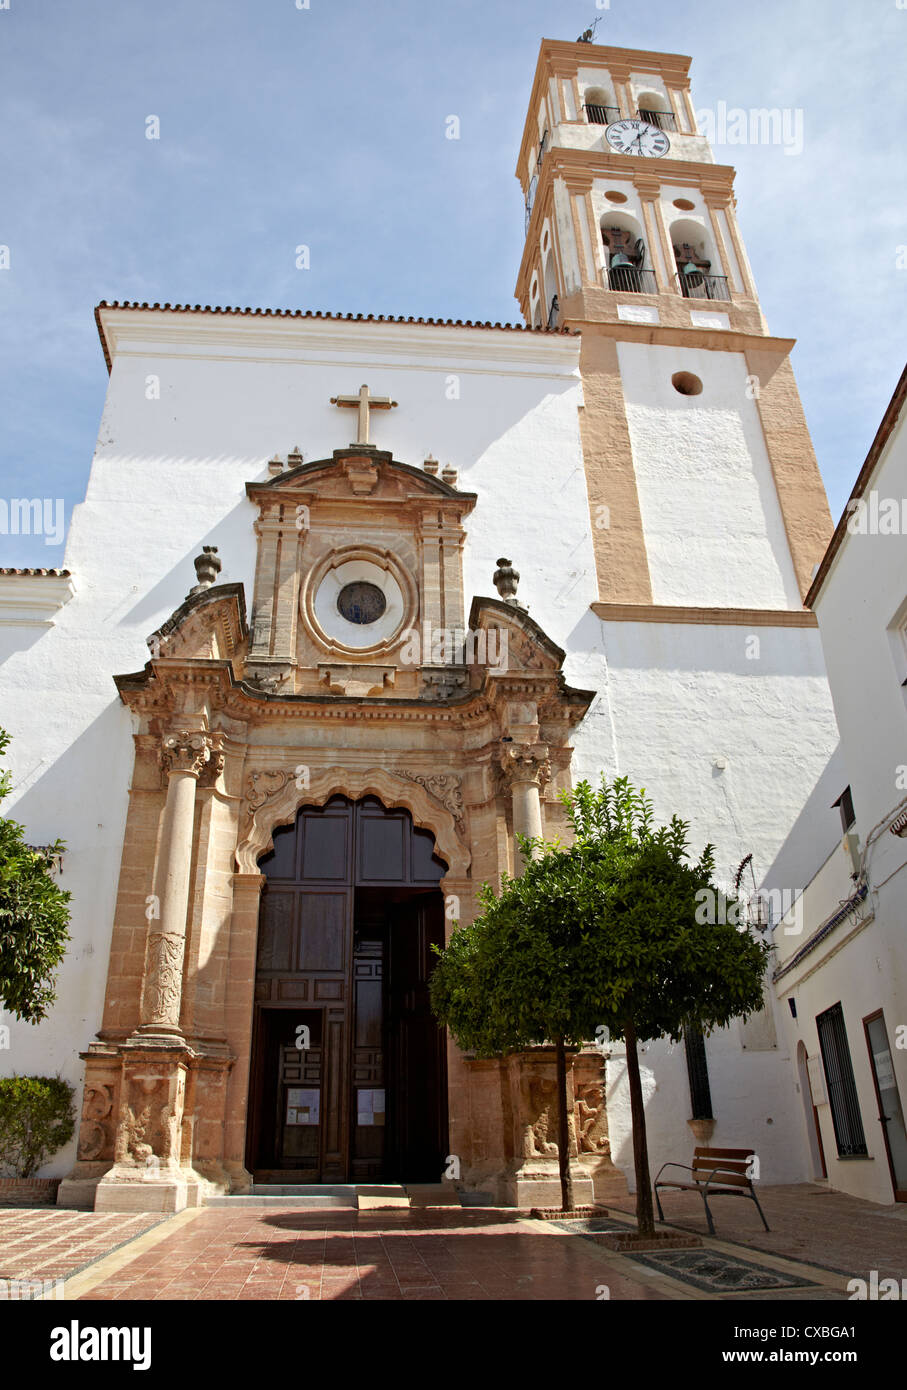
1 0 904 568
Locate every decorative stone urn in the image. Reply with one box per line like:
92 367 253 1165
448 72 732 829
188 546 222 596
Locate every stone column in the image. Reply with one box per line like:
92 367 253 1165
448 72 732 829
500 742 550 868
138 730 210 1038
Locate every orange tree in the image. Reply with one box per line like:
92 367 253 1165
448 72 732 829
0 729 71 1024
430 776 770 1228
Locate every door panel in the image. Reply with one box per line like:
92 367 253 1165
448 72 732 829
386 893 448 1181
250 796 447 1183
865 1011 907 1200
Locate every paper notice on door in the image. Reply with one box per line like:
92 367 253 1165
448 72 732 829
874 1049 896 1090
286 1088 319 1125
357 1088 386 1127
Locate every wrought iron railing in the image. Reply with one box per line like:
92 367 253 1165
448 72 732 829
524 174 538 233
524 130 549 231
638 107 677 132
584 103 620 125
675 270 731 301
606 265 657 294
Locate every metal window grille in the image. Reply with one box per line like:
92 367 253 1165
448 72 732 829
817 1003 868 1156
685 1026 713 1120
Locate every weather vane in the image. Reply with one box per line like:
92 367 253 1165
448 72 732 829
576 16 603 43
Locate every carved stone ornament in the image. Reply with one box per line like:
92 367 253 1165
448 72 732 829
188 545 222 597
142 932 186 1028
246 768 293 812
493 557 521 605
522 1077 560 1158
499 742 551 790
419 668 469 702
198 734 226 787
575 1081 610 1155
160 731 210 778
244 668 291 694
393 769 466 834
77 1083 115 1161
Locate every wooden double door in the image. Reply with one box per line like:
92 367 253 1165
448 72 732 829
246 796 448 1184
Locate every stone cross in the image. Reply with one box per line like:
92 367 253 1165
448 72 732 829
330 384 398 446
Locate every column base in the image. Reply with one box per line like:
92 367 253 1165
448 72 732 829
57 1163 112 1211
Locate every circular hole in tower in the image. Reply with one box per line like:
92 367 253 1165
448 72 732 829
673 198 696 211
605 190 628 204
672 371 703 396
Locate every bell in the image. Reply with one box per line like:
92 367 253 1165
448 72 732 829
610 251 633 269
682 260 704 287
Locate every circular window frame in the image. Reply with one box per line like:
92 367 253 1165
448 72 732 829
673 197 696 211
605 190 628 204
672 371 703 397
300 544 417 658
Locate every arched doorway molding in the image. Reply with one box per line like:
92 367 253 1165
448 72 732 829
236 764 471 881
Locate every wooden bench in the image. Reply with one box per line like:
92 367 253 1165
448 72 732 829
654 1147 770 1236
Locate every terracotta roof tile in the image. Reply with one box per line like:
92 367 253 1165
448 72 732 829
0 568 71 577
94 300 577 371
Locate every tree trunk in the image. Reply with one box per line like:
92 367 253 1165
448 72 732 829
624 1019 655 1237
554 1035 574 1212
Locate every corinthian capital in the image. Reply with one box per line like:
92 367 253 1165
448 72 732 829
160 730 211 778
499 741 551 789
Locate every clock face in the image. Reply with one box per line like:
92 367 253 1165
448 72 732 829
605 119 670 158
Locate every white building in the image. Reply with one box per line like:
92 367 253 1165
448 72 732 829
0 39 841 1210
768 365 907 1205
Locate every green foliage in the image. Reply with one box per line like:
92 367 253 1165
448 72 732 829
0 727 72 1023
431 773 771 1228
0 1075 76 1177
431 773 771 1051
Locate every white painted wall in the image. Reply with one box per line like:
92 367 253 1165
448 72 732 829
0 309 840 1199
770 388 907 1205
0 315 584 1176
618 340 804 609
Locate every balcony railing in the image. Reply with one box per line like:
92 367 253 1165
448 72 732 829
606 265 658 294
675 271 731 301
584 103 620 125
638 107 677 132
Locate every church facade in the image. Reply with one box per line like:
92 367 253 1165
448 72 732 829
0 39 840 1211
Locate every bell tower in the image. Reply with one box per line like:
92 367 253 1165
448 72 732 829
515 39 832 611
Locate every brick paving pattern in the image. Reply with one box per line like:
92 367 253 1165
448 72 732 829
74 1208 670 1301
0 1209 165 1282
617 1182 907 1280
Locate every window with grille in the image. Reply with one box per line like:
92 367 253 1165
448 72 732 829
817 1003 868 1156
684 1026 713 1120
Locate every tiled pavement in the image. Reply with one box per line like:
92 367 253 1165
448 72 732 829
70 1208 672 1301
1 1183 903 1300
614 1182 907 1282
0 1208 165 1284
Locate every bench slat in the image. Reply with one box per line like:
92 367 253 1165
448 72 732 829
694 1147 753 1159
691 1170 751 1187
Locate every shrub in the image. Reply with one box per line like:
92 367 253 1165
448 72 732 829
0 1076 76 1177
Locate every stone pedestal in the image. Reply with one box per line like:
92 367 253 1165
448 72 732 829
502 1047 594 1208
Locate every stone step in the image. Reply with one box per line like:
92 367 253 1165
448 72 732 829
252 1184 357 1197
206 1182 464 1210
206 1194 349 1208
405 1183 461 1207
